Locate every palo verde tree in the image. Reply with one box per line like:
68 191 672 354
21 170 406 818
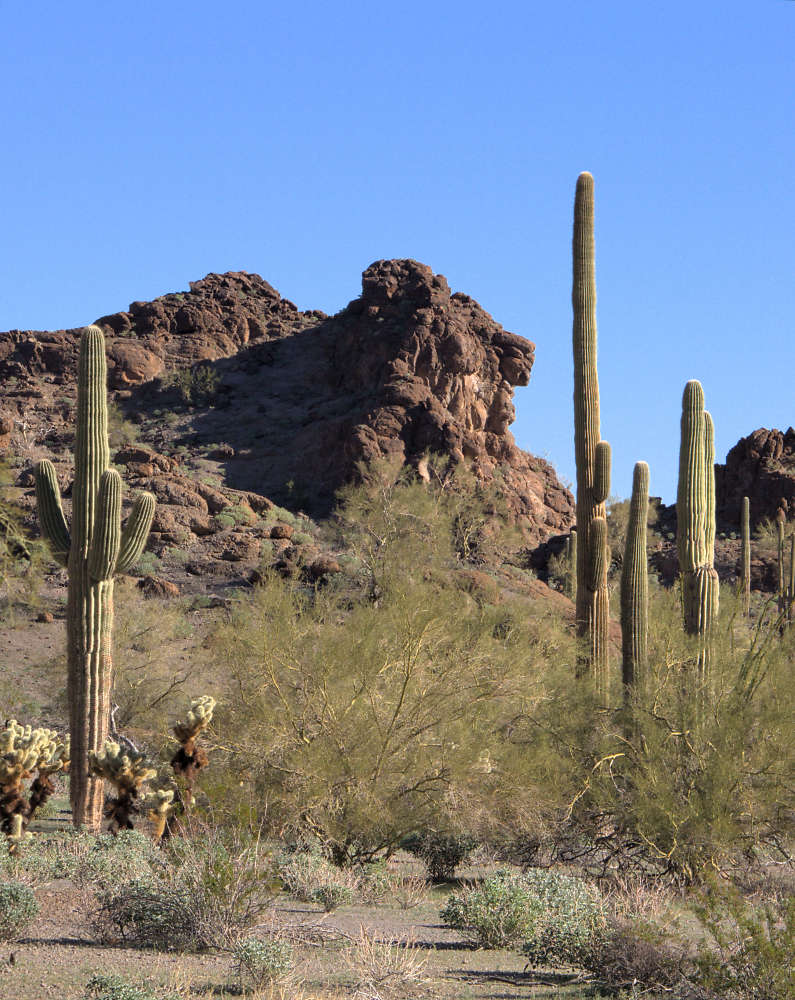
35 326 155 830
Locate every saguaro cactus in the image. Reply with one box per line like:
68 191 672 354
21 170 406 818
35 326 155 830
776 512 786 615
676 380 719 645
572 172 611 687
740 496 751 616
621 462 649 690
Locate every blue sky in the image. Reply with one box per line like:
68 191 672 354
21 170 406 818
2 1 792 504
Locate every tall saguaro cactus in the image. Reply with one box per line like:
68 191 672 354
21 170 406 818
35 326 155 830
572 172 612 687
676 380 719 645
621 462 649 690
740 496 751 617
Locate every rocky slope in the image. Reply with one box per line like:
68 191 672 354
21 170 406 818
1 259 574 587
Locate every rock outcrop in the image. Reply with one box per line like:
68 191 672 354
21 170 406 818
715 427 795 528
1 259 575 583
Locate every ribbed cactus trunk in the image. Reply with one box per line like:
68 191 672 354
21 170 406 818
621 462 649 691
676 381 718 675
776 514 786 616
740 496 751 617
564 528 577 600
788 534 794 625
35 327 155 830
572 172 611 692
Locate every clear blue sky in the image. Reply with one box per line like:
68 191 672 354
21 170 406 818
2 1 792 504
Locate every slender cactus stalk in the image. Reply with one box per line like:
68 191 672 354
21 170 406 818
572 172 611 692
621 462 649 691
740 496 751 617
35 327 155 830
676 381 718 682
776 513 786 615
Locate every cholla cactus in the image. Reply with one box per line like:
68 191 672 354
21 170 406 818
7 814 31 857
166 696 216 834
142 777 178 841
0 721 69 832
88 740 157 833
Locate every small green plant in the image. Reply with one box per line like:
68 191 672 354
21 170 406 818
233 936 294 988
401 829 478 881
83 973 179 1000
0 880 39 941
166 365 220 406
311 882 353 911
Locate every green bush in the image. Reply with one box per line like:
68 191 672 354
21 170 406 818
441 868 603 954
693 885 795 1000
311 882 354 911
94 827 277 951
83 974 179 1000
401 830 478 881
166 364 220 406
441 869 538 948
233 936 294 988
0 881 39 941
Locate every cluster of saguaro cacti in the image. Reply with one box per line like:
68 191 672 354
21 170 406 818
740 497 751 616
35 325 156 831
0 720 69 846
620 462 649 691
571 172 612 690
88 740 157 833
676 380 719 644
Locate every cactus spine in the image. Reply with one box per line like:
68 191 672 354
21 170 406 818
572 172 611 687
676 380 719 648
740 496 751 616
35 326 155 830
621 462 649 690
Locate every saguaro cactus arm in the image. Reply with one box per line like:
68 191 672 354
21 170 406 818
34 460 71 565
88 470 122 581
116 492 156 574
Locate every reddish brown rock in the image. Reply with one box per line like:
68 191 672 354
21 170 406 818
107 342 163 387
270 524 294 540
716 427 795 529
137 576 181 599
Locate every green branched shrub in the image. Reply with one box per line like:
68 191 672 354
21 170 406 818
693 884 795 1000
442 868 603 952
83 975 176 1000
166 364 220 407
233 936 294 989
401 829 478 881
0 881 38 941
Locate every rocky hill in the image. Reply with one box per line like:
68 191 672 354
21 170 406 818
1 259 575 589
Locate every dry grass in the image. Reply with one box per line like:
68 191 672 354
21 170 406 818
342 925 430 1000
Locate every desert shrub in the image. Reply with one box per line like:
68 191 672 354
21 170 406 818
692 884 795 1000
2 830 158 888
441 869 541 948
95 826 277 951
401 829 478 881
442 868 603 954
83 974 179 1000
94 877 200 950
0 881 38 941
277 849 359 907
233 936 294 988
342 926 429 997
166 364 220 406
311 882 353 911
579 917 691 990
